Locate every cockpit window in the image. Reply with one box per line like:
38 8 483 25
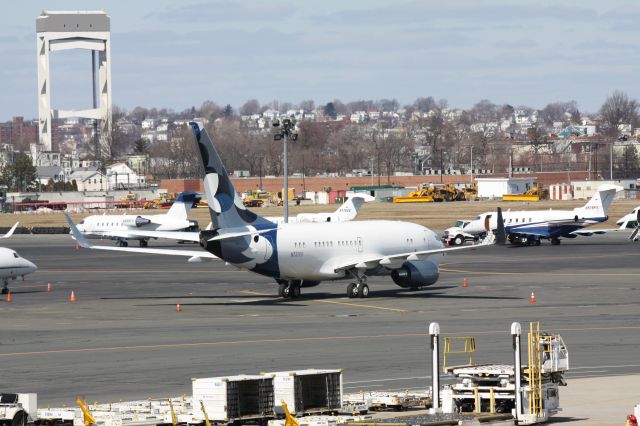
79 220 85 224
13 252 19 258
472 216 480 220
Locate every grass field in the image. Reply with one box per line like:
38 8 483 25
1 198 637 232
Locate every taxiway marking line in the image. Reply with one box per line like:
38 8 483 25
440 267 640 276
0 333 428 357
238 290 409 313
316 299 409 313
2 325 639 358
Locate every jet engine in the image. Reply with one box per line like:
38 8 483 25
122 216 151 227
391 260 439 288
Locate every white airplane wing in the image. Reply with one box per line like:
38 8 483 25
331 236 495 273
1 222 19 239
100 229 201 242
65 214 218 260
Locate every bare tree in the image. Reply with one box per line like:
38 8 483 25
239 99 260 116
600 90 639 130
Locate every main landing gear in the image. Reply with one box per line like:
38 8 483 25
117 239 129 247
278 280 301 299
551 237 561 245
346 274 369 299
139 240 148 247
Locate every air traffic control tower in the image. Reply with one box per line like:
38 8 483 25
36 11 112 154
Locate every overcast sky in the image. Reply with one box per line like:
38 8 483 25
1 0 639 120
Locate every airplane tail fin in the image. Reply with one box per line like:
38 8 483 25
189 122 274 230
165 191 198 219
334 196 365 221
574 184 621 218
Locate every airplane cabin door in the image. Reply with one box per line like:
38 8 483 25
356 236 363 253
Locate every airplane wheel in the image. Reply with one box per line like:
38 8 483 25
1 287 8 295
122 241 129 247
535 240 541 246
551 238 561 246
347 283 357 298
358 284 370 298
278 283 287 298
282 285 291 298
140 240 148 247
291 286 301 299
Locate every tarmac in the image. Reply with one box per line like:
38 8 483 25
1 232 639 423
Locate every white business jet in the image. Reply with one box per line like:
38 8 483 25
65 122 500 299
0 223 38 294
464 184 621 245
266 196 366 224
75 191 199 247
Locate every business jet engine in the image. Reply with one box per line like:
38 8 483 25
122 216 151 227
390 260 439 288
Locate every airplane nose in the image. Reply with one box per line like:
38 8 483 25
27 261 38 274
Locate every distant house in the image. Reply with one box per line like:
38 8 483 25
36 165 65 186
107 162 144 189
68 167 106 192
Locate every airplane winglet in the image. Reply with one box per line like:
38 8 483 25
1 222 19 239
64 214 92 248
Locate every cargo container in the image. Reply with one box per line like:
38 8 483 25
192 375 274 423
271 369 342 416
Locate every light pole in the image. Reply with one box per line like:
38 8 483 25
470 146 474 184
273 117 298 223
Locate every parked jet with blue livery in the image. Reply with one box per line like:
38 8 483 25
66 122 499 299
463 184 621 246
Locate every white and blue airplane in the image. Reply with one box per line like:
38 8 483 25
66 123 500 299
616 206 640 241
464 184 621 246
75 191 200 247
0 223 38 294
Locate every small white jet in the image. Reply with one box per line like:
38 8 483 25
75 191 199 247
464 184 621 246
259 196 366 225
66 123 501 299
616 206 640 241
0 223 38 294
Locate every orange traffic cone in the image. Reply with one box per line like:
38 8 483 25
176 301 182 312
7 291 11 303
463 278 468 288
70 290 76 303
47 283 52 293
529 291 536 303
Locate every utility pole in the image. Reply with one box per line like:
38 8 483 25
273 117 298 223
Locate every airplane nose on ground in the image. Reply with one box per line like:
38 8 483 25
27 260 38 274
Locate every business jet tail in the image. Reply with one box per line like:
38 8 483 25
189 122 274 230
574 184 621 218
165 191 199 220
334 196 366 221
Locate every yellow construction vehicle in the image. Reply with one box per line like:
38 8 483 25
461 183 478 201
393 184 435 203
243 190 275 207
503 183 549 201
